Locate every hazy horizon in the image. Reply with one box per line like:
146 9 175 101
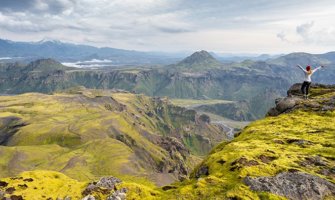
1 0 335 54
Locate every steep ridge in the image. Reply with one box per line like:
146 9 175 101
160 83 335 199
0 89 228 188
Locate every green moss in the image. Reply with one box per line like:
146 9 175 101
0 170 86 199
0 90 226 190
160 89 335 199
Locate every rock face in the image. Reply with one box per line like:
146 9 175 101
244 172 335 200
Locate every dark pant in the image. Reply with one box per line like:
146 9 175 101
301 81 311 95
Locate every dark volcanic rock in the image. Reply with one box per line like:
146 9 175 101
199 114 211 123
194 165 209 178
10 195 24 200
0 181 8 187
299 156 327 167
5 187 15 194
244 172 335 200
23 178 33 182
258 155 277 164
0 117 27 145
231 157 259 167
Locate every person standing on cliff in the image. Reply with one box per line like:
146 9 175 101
296 65 324 99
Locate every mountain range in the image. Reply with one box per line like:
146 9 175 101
0 39 182 65
1 48 335 120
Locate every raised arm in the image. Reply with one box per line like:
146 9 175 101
296 64 306 72
312 66 323 73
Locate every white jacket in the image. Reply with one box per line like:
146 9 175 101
297 65 322 82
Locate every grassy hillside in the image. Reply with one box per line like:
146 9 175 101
0 89 228 188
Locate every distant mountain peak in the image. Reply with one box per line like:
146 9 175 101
180 50 215 63
37 39 63 45
25 58 73 72
177 50 221 70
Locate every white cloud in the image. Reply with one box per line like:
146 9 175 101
296 22 314 40
0 0 335 53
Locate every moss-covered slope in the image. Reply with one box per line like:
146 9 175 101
0 89 227 187
161 84 335 199
1 85 334 199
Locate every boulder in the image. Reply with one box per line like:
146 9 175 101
267 97 300 116
82 195 95 200
107 188 128 200
0 190 4 198
194 165 209 178
9 195 24 200
82 177 122 196
287 83 303 97
244 172 335 200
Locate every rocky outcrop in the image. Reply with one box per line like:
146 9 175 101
82 177 122 196
268 83 335 116
107 188 128 200
244 172 335 200
287 83 335 97
82 176 127 200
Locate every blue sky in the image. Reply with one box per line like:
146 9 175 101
0 0 334 53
